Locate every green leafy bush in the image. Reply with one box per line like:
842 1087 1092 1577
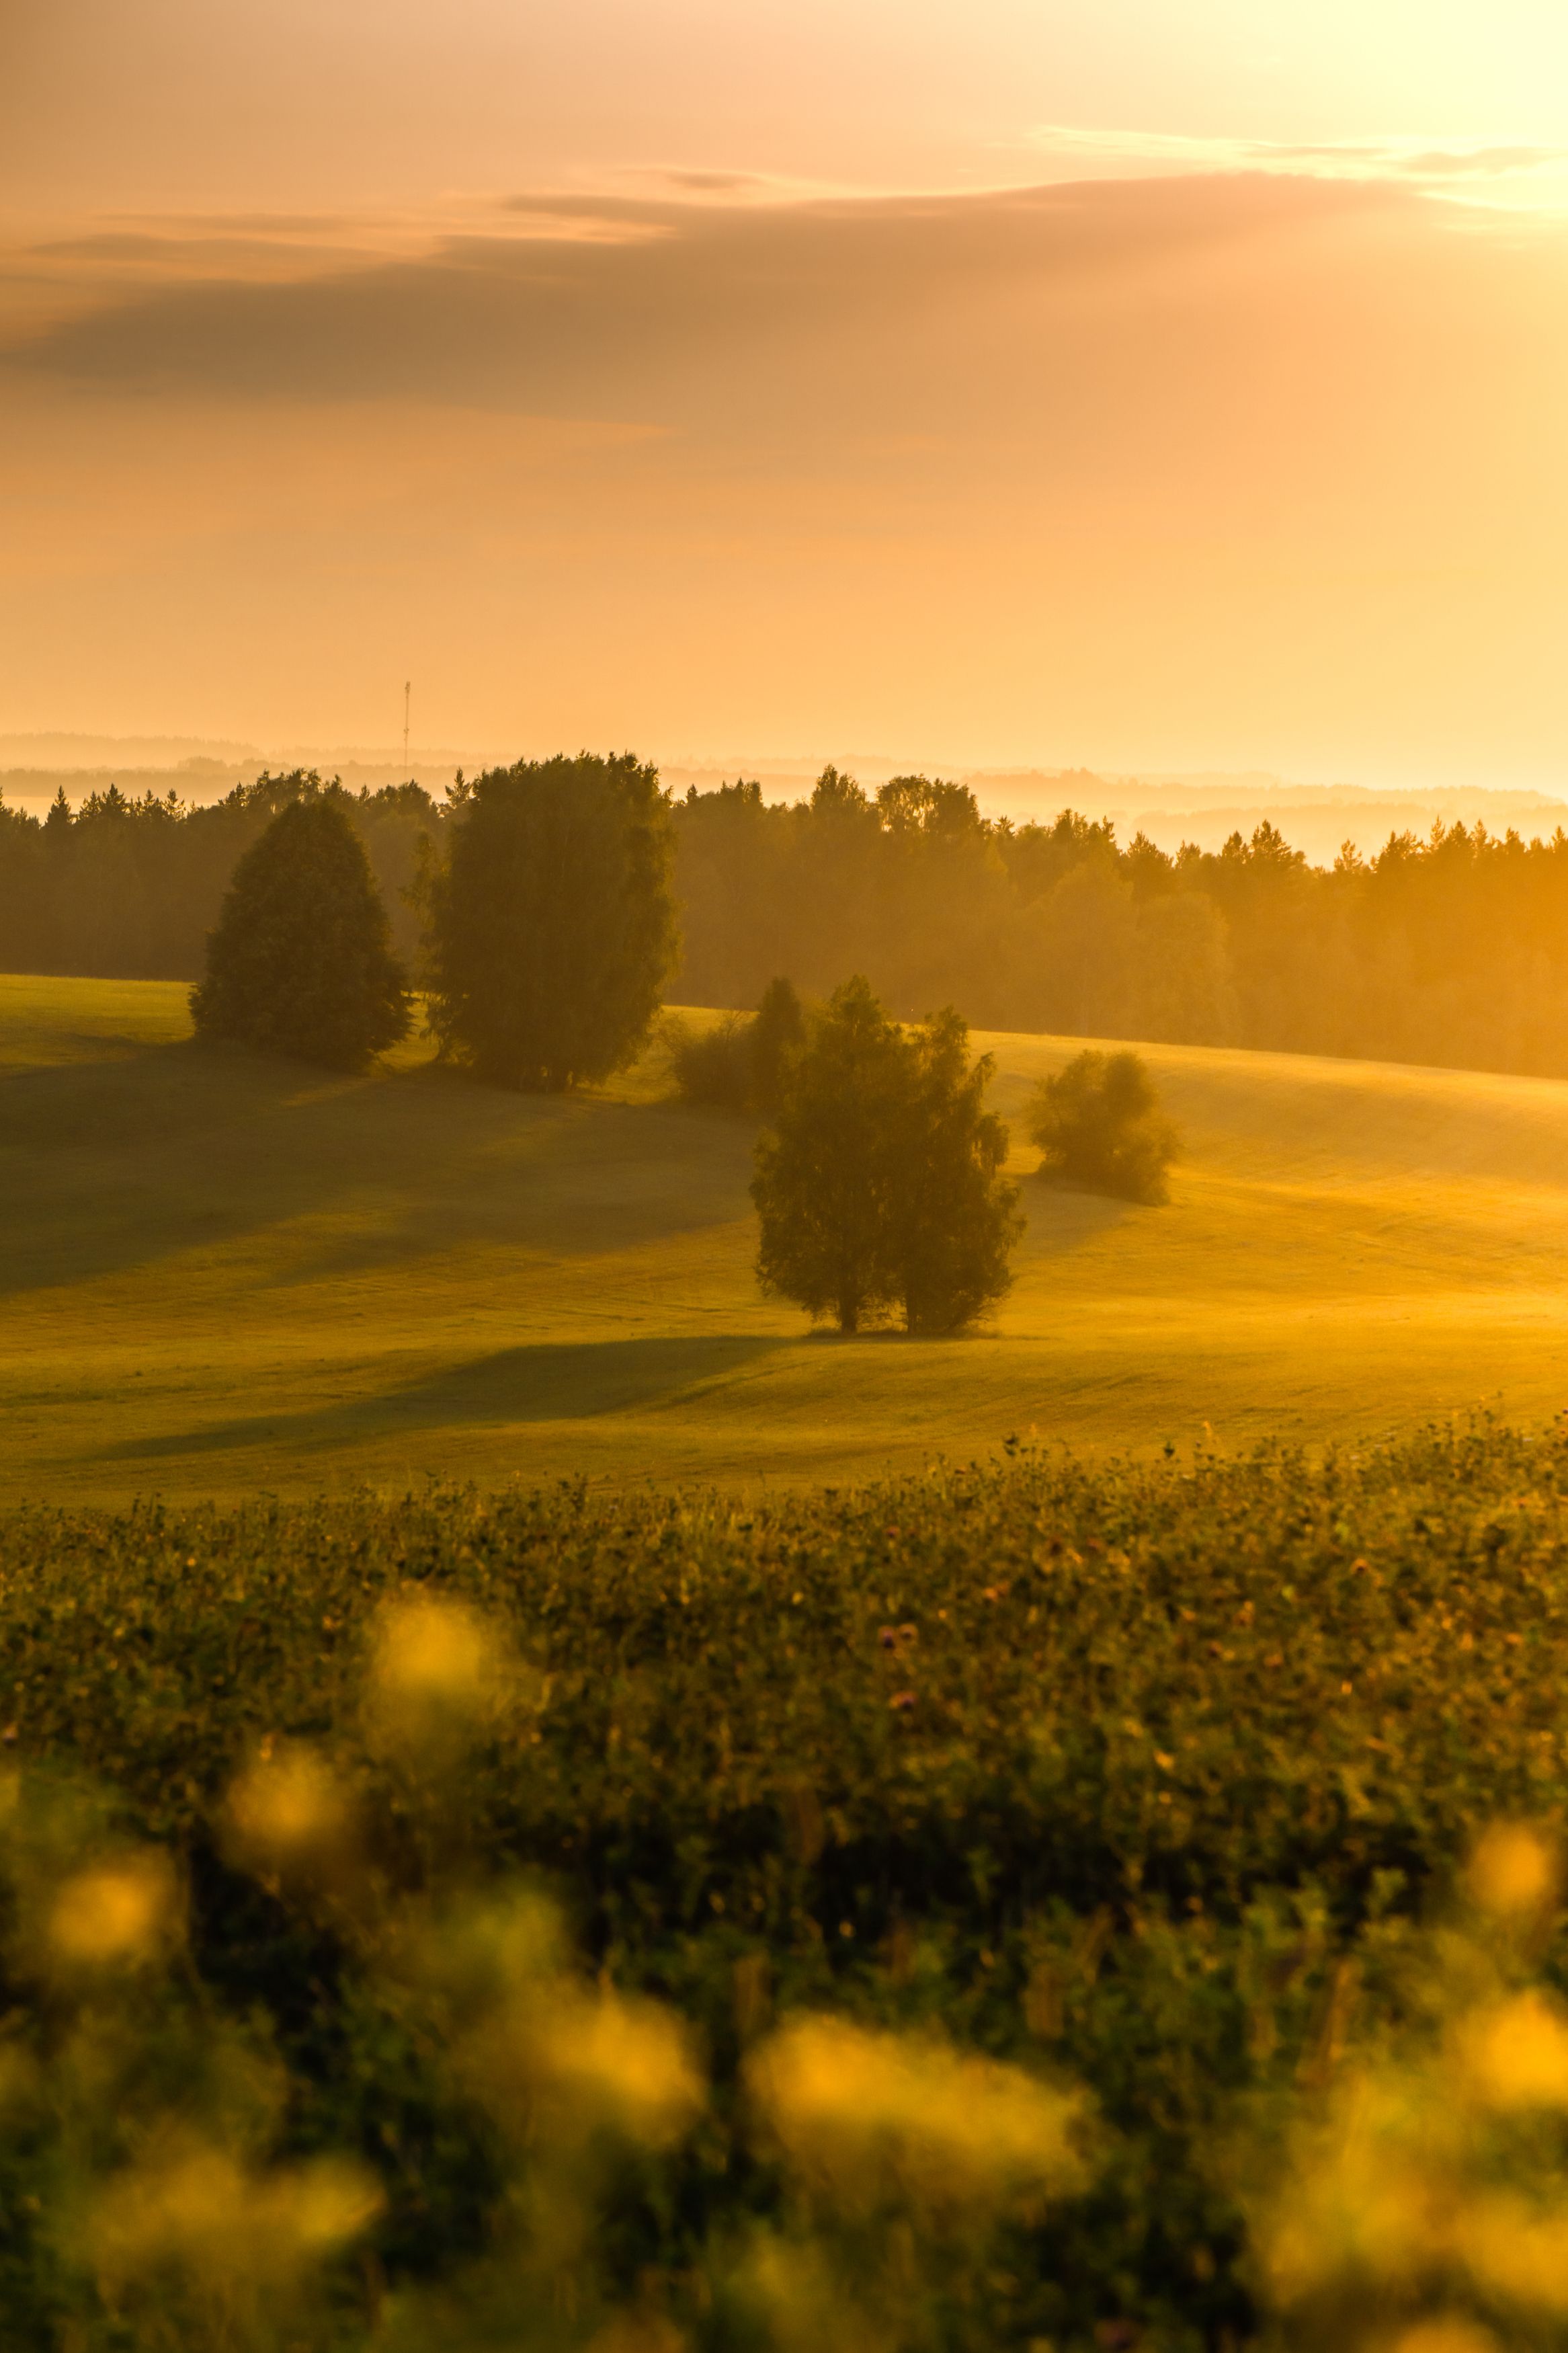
668 978 807 1116
667 1010 755 1109
189 795 411 1071
5 1419 1568 2345
1026 1047 1179 1203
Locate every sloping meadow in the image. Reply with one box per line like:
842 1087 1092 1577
4 1425 1568 2348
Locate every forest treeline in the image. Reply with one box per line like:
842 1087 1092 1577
0 774 434 977
7 762 1568 1078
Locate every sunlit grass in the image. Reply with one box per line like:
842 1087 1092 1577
7 972 1568 1501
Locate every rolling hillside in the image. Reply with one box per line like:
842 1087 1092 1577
5 971 1568 1502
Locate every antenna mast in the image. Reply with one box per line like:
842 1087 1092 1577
403 681 411 781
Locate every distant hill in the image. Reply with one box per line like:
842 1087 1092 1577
0 732 265 770
964 768 1568 861
7 739 1567 867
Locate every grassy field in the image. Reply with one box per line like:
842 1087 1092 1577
5 971 1568 1502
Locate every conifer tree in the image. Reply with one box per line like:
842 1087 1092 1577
0 794 46 971
190 795 410 1070
419 753 678 1090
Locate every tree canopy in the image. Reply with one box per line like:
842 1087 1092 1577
892 1007 1022 1334
752 977 1021 1334
188 794 411 1071
419 753 678 1091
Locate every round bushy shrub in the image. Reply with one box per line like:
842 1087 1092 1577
1026 1048 1178 1203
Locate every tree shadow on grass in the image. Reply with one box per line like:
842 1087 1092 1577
90 1333 792 1463
1 1040 756 1299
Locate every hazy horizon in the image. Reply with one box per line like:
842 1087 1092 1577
7 730 1568 867
6 731 1568 809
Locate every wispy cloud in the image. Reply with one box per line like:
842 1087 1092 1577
0 191 677 342
11 126 1557 356
1027 127 1568 213
0 175 1396 412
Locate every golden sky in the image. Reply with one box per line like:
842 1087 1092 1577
6 0 1568 782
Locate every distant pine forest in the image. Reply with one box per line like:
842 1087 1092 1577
5 763 1568 1080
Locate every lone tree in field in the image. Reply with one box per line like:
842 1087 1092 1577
190 794 410 1071
1026 1047 1178 1203
752 977 1022 1334
752 978 907 1332
421 753 678 1090
893 1008 1022 1334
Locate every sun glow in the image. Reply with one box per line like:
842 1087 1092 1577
7 1 1568 775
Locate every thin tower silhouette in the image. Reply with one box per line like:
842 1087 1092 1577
403 680 411 781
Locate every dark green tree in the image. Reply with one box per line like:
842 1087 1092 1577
753 978 1022 1334
0 795 46 973
892 1007 1022 1334
1026 1047 1179 1203
189 794 410 1070
420 754 678 1090
752 976 908 1332
747 975 806 1116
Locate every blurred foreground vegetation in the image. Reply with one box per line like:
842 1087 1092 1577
7 1424 1568 2346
